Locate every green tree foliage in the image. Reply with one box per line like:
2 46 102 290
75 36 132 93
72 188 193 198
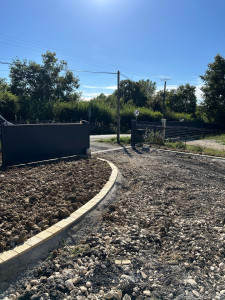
138 79 156 101
120 105 162 131
118 79 156 107
9 51 80 119
0 78 9 92
166 84 197 114
147 90 164 112
200 54 225 125
0 79 19 121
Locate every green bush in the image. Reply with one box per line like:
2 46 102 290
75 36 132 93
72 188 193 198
120 106 162 132
53 101 115 126
168 141 186 149
89 102 115 126
138 107 162 122
90 123 116 135
164 110 194 121
53 101 78 122
0 91 19 121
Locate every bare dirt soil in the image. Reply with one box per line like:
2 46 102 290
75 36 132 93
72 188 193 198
0 158 111 253
2 148 225 299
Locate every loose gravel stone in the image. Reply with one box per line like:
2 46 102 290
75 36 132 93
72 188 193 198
1 148 225 299
86 281 92 288
143 290 151 296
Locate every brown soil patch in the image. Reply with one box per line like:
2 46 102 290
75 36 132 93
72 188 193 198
0 158 111 253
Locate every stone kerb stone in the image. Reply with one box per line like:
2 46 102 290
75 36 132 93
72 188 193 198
0 158 118 267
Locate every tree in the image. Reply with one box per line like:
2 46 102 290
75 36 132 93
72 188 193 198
138 79 156 101
0 78 9 92
9 51 80 119
119 79 156 107
166 84 197 114
200 54 225 124
0 78 19 121
147 90 164 112
0 90 19 121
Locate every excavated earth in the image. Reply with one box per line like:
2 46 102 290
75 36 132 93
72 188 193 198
0 158 111 253
1 148 225 299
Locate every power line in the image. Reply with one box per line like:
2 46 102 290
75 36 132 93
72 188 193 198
121 73 133 80
0 34 203 82
71 70 117 75
0 34 119 72
0 61 11 65
0 33 161 79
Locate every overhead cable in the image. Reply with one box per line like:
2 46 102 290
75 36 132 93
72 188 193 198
71 70 117 75
0 61 11 65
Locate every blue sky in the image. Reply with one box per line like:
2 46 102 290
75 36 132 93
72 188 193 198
0 0 225 102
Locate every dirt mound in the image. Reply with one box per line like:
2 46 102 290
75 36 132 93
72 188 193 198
0 158 111 253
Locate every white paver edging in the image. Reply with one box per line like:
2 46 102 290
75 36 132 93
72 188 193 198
0 158 118 265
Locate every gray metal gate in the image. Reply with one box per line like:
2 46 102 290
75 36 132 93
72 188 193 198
1 122 90 166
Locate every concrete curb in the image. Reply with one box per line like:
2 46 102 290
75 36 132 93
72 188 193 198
0 158 118 289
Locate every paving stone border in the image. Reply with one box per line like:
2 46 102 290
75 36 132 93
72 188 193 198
0 158 118 285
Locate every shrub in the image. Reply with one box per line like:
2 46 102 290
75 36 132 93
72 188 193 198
53 101 78 122
120 106 162 132
53 101 115 127
0 91 19 121
164 110 194 121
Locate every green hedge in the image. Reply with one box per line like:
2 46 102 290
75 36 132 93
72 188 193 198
53 101 115 126
120 106 162 131
164 110 194 121
53 102 163 132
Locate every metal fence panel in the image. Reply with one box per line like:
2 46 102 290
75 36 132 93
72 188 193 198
131 120 224 146
1 123 90 166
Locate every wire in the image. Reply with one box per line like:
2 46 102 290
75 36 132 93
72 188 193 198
121 73 132 80
0 34 161 79
0 34 118 72
0 61 11 65
121 73 138 83
0 34 201 83
71 70 117 75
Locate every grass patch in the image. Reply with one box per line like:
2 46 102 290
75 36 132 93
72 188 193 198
97 136 131 145
192 146 225 157
165 141 186 149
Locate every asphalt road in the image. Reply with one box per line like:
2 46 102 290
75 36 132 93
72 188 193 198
90 134 130 142
90 134 130 153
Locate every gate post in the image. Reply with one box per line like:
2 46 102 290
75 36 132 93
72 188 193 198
131 120 136 147
161 118 167 141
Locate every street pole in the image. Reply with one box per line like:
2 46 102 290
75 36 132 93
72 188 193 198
163 80 166 117
117 70 120 144
161 77 172 117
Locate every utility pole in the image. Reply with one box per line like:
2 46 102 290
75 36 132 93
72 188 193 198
161 77 172 117
117 70 120 143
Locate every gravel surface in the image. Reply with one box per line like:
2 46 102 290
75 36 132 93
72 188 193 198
1 148 225 299
186 139 225 151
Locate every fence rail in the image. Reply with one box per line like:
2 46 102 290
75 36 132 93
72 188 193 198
131 120 224 146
